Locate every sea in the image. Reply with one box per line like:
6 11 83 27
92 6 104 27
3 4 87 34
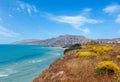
0 44 64 82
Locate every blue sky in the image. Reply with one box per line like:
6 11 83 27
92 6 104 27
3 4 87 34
0 0 120 43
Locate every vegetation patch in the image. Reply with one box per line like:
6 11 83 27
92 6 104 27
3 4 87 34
76 51 98 58
95 61 120 75
102 55 113 61
34 43 120 82
64 44 82 54
116 55 120 60
91 46 113 54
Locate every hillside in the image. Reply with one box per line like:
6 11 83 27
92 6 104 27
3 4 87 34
33 43 120 82
12 35 91 46
12 35 120 46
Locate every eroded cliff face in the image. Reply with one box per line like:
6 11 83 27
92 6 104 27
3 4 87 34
33 44 120 82
33 50 76 82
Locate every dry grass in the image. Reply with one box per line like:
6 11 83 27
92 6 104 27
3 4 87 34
33 43 120 82
64 57 115 82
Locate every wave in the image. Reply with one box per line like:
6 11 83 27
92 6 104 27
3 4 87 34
0 74 8 77
29 59 44 63
0 68 17 77
0 53 42 66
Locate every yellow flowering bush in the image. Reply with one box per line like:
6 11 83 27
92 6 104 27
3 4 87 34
103 46 113 51
95 61 120 75
91 46 113 54
76 51 98 58
102 55 112 61
116 55 120 60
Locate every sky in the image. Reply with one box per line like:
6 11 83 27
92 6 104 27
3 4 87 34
0 0 120 43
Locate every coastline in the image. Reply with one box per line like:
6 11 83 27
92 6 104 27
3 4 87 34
0 45 64 82
33 43 120 82
44 46 67 49
33 50 75 82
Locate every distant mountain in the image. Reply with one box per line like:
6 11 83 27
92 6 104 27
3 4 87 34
12 35 91 46
38 35 91 46
12 35 120 46
12 39 41 44
95 38 120 43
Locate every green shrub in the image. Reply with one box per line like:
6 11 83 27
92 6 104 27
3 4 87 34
64 44 82 54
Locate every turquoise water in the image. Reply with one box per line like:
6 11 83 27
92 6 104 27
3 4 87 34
0 45 64 82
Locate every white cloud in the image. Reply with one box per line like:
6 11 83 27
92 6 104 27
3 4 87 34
103 4 120 14
0 26 20 37
45 13 101 34
17 1 38 14
116 14 120 23
103 4 120 24
47 14 101 28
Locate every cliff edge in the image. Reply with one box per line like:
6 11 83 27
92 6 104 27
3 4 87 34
33 50 76 82
33 43 120 82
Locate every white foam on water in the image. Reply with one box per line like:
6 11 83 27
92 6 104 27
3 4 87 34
0 68 17 77
29 56 52 64
29 55 57 64
0 74 8 77
30 59 43 63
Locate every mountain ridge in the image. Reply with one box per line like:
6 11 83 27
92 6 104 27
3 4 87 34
12 35 120 46
12 35 91 46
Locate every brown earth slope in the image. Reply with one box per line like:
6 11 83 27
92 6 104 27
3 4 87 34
33 44 120 82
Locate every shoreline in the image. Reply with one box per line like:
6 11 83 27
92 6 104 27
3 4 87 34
0 45 64 82
33 50 75 82
44 46 67 49
33 43 120 82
